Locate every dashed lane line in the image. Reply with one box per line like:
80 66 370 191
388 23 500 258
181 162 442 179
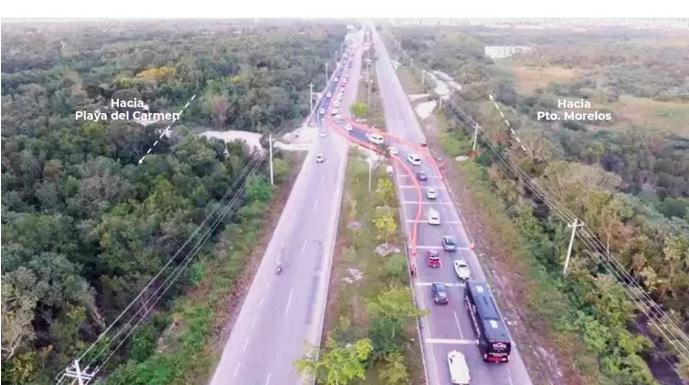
453 310 465 339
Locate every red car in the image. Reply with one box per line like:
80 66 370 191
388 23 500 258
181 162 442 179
426 250 441 268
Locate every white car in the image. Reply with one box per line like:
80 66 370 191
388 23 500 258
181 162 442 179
427 208 440 225
319 108 326 115
426 188 437 200
453 259 471 280
367 133 385 145
337 93 344 100
387 146 399 156
326 92 332 98
319 130 326 138
331 108 339 116
334 101 341 108
315 154 325 163
447 350 471 385
344 123 353 132
406 153 422 166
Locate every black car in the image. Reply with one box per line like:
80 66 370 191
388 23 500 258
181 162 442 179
431 282 449 304
442 235 458 252
416 172 428 182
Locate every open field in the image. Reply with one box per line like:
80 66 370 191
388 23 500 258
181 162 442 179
602 95 689 135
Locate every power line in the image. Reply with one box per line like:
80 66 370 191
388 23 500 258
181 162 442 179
56 139 273 385
445 99 689 368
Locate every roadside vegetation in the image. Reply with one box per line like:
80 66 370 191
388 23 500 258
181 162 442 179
386 24 689 385
353 41 386 129
307 151 425 385
1 20 344 384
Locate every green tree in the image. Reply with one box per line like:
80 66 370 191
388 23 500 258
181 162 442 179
295 337 373 385
372 211 397 244
376 177 395 206
367 286 427 356
350 101 369 119
378 352 410 385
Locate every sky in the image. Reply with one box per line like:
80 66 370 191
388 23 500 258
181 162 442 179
2 0 689 19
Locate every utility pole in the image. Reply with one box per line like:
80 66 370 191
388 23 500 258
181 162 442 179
368 162 373 192
410 57 413 68
309 82 314 112
472 123 479 152
563 218 583 276
325 62 329 82
422 70 425 86
268 133 274 185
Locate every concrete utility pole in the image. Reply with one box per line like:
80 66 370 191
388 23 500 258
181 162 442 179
563 218 583 275
325 62 329 82
309 82 314 112
422 70 425 86
366 156 378 192
269 133 274 185
368 78 372 107
472 123 479 152
410 57 413 68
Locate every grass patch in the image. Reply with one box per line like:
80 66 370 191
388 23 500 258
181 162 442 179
396 66 427 95
601 95 689 135
322 151 424 385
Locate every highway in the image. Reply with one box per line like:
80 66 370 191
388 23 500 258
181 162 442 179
207 32 363 385
369 26 535 385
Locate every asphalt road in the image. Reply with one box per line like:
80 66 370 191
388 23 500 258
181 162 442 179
369 26 535 385
207 33 362 385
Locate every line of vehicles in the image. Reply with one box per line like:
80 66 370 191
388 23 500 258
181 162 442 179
320 37 513 383
396 141 513 383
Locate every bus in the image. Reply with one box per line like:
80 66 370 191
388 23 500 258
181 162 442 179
464 280 512 363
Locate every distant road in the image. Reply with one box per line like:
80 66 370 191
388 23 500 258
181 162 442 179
206 34 364 385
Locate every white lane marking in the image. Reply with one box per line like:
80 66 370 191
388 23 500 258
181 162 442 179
251 316 258 329
415 281 465 287
507 367 515 385
284 289 295 315
312 198 319 213
242 338 250 352
265 373 272 385
453 311 465 339
233 363 240 378
301 238 308 253
425 338 478 345
499 111 505 118
259 296 265 309
320 174 325 186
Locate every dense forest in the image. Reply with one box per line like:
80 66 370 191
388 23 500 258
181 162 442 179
1 20 345 384
386 24 689 384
